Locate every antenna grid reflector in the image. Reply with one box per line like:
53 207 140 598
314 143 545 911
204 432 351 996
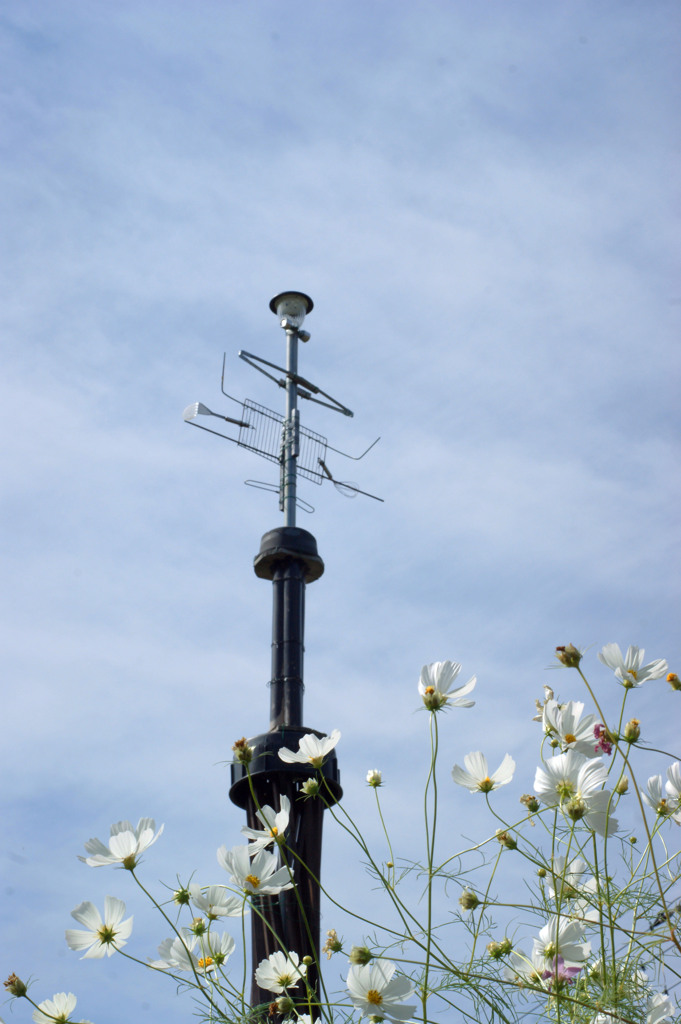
238 399 327 484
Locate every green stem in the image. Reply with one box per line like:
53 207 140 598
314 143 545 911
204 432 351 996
421 712 439 1024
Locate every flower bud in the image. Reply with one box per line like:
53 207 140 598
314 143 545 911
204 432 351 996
300 778 320 798
232 737 254 764
348 945 373 965
555 644 582 668
459 889 480 911
667 672 680 691
495 829 517 850
520 794 540 812
191 917 207 936
3 974 27 997
302 955 313 966
615 777 629 795
366 769 383 787
537 867 547 878
630 836 637 844
385 861 394 869
623 719 640 743
487 937 512 959
274 995 295 1014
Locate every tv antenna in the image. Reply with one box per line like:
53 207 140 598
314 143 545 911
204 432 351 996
183 291 382 525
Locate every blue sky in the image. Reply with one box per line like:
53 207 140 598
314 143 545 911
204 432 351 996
2 2 680 1021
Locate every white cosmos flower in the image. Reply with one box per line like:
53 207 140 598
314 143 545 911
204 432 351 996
665 762 681 824
241 795 291 854
451 752 515 793
32 993 93 1024
151 929 232 973
504 947 548 987
571 877 601 927
203 930 237 967
347 958 417 1023
79 817 164 869
598 643 668 688
549 856 595 905
591 992 677 1024
548 856 589 897
217 844 293 895
543 700 599 757
254 950 307 993
418 660 476 712
646 992 675 1024
189 883 245 919
549 857 601 926
278 730 340 768
642 775 677 819
532 915 590 967
534 750 618 837
65 896 133 958
149 928 199 971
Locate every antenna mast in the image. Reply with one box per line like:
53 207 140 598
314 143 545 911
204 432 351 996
185 292 381 1011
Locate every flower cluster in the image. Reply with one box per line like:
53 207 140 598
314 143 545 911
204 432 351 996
8 643 678 1024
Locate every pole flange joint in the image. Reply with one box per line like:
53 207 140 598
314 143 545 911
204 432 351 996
254 527 324 582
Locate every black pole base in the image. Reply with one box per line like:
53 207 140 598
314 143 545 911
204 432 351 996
230 525 340 1008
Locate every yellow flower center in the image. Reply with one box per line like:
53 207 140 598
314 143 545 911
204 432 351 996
629 669 638 680
245 874 260 889
366 989 383 1006
424 686 435 695
564 733 577 744
478 776 494 793
198 956 214 969
270 826 279 837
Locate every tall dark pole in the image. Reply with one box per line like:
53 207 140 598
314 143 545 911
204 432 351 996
229 294 342 1010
